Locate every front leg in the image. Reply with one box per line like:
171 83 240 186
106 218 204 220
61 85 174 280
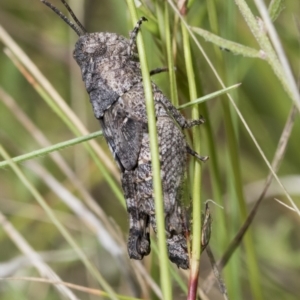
128 17 148 56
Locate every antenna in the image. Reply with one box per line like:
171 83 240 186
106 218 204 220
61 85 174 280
60 0 87 34
40 0 87 36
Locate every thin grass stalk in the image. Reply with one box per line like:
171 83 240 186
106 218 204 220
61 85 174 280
223 100 263 300
26 161 122 256
254 0 300 107
125 1 172 299
181 21 203 300
206 246 229 300
226 5 244 299
150 241 187 295
68 0 87 173
132 260 163 300
206 1 263 296
206 0 218 35
0 146 119 300
154 1 165 44
0 131 102 168
150 8 191 294
164 2 179 107
234 0 300 112
227 96 300 216
0 212 79 300
177 83 241 109
1 277 140 300
191 0 228 264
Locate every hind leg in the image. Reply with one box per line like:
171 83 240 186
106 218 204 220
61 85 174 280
121 170 151 259
186 145 209 162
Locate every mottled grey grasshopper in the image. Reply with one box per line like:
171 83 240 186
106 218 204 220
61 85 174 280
41 0 208 269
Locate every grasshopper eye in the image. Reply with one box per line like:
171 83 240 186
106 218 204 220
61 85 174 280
83 42 105 54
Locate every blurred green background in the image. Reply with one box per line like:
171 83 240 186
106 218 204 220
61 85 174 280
0 0 299 299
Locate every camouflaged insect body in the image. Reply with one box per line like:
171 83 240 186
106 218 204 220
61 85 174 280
42 0 208 269
73 32 191 268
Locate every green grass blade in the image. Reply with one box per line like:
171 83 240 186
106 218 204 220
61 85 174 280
125 1 172 299
0 131 102 168
191 27 263 58
177 83 241 109
181 21 203 300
